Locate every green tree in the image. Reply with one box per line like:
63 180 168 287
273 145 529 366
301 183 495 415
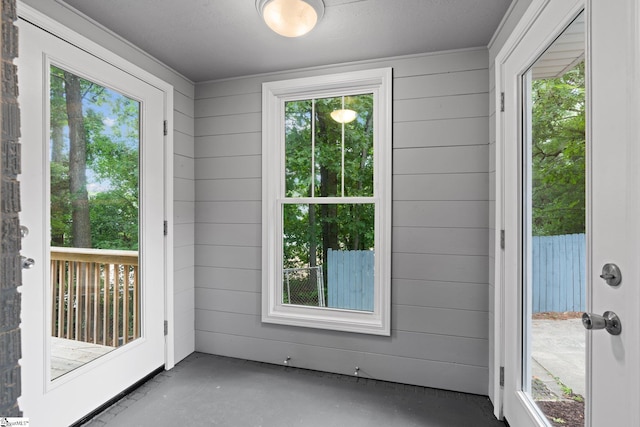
50 68 70 245
85 96 140 250
64 70 92 248
532 62 585 236
49 66 139 250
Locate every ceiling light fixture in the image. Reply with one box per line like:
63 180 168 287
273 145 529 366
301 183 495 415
330 109 357 124
256 0 325 38
331 96 358 124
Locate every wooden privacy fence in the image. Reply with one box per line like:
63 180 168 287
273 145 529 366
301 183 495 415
532 234 586 313
50 247 139 347
327 249 374 311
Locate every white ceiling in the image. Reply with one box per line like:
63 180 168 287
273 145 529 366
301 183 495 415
59 0 512 83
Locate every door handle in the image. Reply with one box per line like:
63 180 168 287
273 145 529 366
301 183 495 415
21 256 35 270
582 311 622 335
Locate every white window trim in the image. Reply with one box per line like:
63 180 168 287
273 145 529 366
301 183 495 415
261 68 392 335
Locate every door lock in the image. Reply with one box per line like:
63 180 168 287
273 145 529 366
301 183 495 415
600 263 622 286
582 311 622 335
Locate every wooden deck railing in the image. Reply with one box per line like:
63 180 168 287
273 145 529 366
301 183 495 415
50 247 139 347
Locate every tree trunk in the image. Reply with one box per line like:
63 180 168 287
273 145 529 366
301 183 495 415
352 113 373 250
50 80 66 245
309 202 317 267
51 80 65 163
317 111 339 259
64 71 91 248
315 109 339 288
320 166 338 260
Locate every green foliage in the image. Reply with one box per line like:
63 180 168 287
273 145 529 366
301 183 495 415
90 192 138 250
554 375 584 403
532 62 585 236
49 66 140 250
283 94 375 269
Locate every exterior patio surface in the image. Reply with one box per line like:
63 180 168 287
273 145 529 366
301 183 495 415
532 318 585 398
52 337 114 379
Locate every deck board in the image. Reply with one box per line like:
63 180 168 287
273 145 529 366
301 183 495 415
51 337 115 379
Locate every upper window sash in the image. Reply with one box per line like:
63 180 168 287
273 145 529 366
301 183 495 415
283 93 374 199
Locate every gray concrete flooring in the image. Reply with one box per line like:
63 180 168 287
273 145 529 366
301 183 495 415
532 319 585 398
82 353 505 427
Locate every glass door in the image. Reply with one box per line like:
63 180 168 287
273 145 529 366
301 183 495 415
19 18 166 426
49 65 143 380
522 12 586 427
500 1 640 425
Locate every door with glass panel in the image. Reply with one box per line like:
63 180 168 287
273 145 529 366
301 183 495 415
522 12 587 426
500 1 640 426
18 19 165 426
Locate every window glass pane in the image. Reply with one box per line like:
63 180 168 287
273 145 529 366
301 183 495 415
313 96 343 197
342 94 374 197
523 12 586 425
285 99 313 197
282 203 375 311
49 65 141 379
284 94 374 198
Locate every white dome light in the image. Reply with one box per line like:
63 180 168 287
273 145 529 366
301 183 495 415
256 0 325 38
330 109 358 124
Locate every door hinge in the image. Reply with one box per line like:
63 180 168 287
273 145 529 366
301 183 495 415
163 220 168 236
164 320 168 336
163 120 168 136
500 229 505 250
500 366 505 387
500 92 505 112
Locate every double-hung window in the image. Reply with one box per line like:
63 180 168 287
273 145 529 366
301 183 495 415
261 68 392 335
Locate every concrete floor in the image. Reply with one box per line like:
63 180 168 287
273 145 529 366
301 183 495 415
532 319 585 398
82 353 505 427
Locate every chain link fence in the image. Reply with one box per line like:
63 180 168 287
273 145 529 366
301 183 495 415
283 266 325 307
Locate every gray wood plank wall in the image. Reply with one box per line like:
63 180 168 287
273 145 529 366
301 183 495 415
173 87 196 363
194 48 491 395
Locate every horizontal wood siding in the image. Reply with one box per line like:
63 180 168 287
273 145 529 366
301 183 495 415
173 87 196 363
194 48 490 395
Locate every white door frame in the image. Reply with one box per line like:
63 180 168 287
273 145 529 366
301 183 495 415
495 0 640 425
493 0 584 423
17 0 175 381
